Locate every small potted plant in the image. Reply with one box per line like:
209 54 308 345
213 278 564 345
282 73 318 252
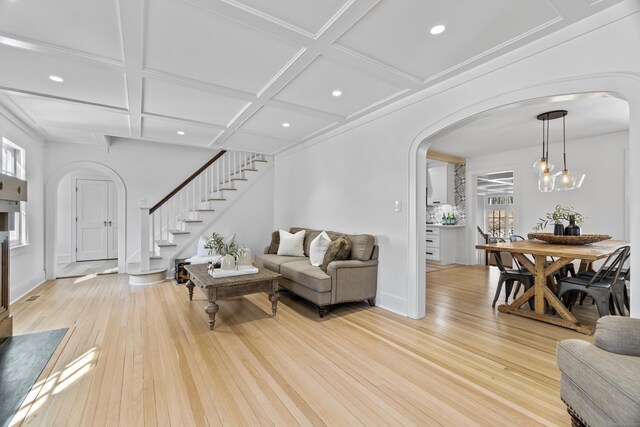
533 205 584 236
204 232 224 256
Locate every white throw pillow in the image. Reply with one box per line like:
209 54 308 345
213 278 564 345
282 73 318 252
309 231 331 267
277 229 305 257
197 236 209 257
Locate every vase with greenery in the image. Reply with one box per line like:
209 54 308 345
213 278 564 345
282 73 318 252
533 205 584 236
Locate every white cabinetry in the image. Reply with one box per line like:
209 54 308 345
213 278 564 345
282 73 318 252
425 225 465 264
427 164 455 205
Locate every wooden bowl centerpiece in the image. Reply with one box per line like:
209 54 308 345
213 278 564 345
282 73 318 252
527 233 612 245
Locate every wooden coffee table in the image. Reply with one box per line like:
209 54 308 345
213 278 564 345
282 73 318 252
184 264 282 330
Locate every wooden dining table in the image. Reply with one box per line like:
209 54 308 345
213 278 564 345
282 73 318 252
475 239 629 334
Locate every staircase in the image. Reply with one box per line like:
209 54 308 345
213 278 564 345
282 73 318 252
128 150 271 285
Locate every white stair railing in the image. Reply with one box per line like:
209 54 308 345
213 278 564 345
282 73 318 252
138 150 266 269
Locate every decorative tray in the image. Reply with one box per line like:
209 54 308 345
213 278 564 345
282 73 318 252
527 233 612 245
208 266 258 278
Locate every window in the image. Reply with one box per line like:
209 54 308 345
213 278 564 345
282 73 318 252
1 137 27 246
485 195 514 238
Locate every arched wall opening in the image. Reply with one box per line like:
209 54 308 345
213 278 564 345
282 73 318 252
408 74 640 320
46 162 127 279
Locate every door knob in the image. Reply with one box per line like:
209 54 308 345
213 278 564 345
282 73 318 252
108 221 112 226
104 221 107 226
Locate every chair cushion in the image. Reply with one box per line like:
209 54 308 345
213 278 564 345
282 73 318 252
280 260 331 293
254 254 307 273
557 339 640 426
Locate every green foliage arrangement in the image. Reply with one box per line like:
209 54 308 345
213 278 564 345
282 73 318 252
204 232 224 255
533 205 584 231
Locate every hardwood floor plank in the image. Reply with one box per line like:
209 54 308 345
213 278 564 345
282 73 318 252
8 265 595 426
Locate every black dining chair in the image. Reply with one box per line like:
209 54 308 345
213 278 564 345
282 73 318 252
556 246 630 317
488 237 534 308
575 252 631 315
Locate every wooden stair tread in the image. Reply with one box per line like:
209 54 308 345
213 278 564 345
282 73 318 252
196 209 215 212
253 159 268 163
241 168 258 172
231 178 248 181
207 198 226 201
156 242 177 247
183 220 203 223
219 188 237 191
169 230 189 235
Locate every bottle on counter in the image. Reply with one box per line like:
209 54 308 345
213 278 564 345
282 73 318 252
442 213 446 225
451 213 456 225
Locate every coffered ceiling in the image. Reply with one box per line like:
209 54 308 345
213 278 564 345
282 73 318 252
0 0 628 154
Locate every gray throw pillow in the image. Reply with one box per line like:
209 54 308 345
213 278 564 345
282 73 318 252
321 236 351 272
268 230 280 254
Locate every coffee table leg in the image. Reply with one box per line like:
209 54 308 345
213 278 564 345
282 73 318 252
269 279 279 316
186 279 195 301
205 288 219 330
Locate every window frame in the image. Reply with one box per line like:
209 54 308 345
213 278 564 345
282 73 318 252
1 135 27 247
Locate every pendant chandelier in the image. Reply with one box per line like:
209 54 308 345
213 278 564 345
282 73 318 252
534 110 585 192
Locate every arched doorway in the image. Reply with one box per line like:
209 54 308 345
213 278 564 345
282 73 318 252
45 162 126 280
408 75 640 319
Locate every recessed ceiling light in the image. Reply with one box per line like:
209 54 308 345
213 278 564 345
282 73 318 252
430 25 446 35
282 122 290 128
332 90 342 97
177 131 185 135
49 75 64 82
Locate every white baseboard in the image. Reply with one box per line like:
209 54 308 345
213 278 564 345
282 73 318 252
11 270 46 303
378 292 408 317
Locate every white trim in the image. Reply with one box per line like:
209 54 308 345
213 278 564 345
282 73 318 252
408 74 640 320
45 162 127 279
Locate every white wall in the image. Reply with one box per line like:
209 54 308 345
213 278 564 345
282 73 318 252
0 104 46 302
273 8 640 316
180 166 275 260
466 131 629 264
44 140 275 273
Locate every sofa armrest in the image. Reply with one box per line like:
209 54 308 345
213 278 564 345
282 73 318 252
595 316 640 356
327 259 378 304
326 259 378 273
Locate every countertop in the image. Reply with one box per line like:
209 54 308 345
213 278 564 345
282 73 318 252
426 224 466 228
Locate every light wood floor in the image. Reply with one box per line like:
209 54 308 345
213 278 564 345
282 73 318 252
9 265 600 426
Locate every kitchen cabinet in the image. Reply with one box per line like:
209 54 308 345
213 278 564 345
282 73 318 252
427 164 455 205
425 225 465 264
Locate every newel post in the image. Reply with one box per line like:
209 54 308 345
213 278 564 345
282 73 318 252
140 207 150 271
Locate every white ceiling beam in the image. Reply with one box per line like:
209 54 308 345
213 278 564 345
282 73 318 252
142 69 256 102
118 0 145 138
210 0 381 148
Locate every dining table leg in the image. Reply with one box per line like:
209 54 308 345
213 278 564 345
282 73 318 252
498 253 594 335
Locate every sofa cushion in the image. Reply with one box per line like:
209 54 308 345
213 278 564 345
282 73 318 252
321 236 352 272
280 260 331 293
345 234 375 261
278 229 305 256
255 254 307 273
557 339 640 426
309 231 331 267
268 230 280 254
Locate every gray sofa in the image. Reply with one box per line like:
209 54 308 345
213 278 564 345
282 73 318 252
255 227 378 317
556 316 640 427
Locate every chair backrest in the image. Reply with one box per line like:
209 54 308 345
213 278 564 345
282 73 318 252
509 235 525 241
487 236 508 272
588 246 630 286
477 226 489 243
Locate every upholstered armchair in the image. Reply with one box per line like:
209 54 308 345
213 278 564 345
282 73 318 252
556 316 640 426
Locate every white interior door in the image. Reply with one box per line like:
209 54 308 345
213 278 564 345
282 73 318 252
107 181 118 259
76 179 109 261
